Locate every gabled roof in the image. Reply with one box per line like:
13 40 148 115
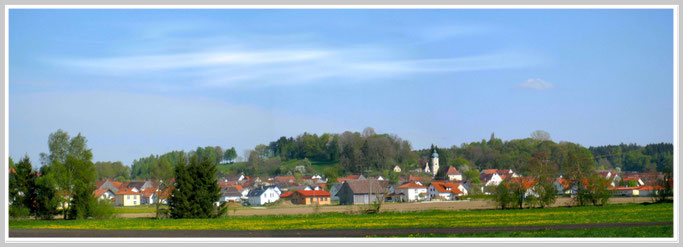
430 181 463 194
343 179 389 194
247 186 279 197
222 186 243 197
115 188 139 195
395 182 427 189
140 187 157 198
280 191 295 198
295 190 331 197
446 166 461 175
555 178 571 189
481 169 499 175
92 189 113 198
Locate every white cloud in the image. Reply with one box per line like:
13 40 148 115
517 78 555 90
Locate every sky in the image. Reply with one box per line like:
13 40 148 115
8 9 674 166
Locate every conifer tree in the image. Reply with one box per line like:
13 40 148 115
169 159 193 218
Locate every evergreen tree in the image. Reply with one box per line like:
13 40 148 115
169 159 194 218
9 156 37 217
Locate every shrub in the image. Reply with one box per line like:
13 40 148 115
89 199 117 219
9 205 31 219
575 174 612 206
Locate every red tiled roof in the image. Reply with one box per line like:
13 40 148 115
345 175 361 180
430 181 463 194
275 176 295 182
395 182 427 189
280 191 295 198
316 183 327 190
446 166 461 175
115 188 139 195
140 187 157 198
555 178 571 189
482 169 499 175
92 189 111 198
608 186 639 190
295 190 331 197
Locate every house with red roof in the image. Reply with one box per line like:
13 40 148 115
445 166 462 181
428 181 467 200
393 182 428 202
92 188 115 201
291 190 331 205
114 188 140 206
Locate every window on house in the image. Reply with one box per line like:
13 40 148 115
127 195 130 199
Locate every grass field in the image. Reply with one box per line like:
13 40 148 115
9 202 673 232
392 225 673 238
113 206 167 214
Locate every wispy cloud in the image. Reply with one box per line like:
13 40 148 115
517 78 555 90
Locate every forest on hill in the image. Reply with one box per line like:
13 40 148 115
89 128 674 181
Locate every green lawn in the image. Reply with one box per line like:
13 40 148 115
9 203 673 232
389 225 673 238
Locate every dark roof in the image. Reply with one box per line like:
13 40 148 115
222 186 243 197
343 179 390 194
247 186 279 197
223 174 244 182
126 181 146 190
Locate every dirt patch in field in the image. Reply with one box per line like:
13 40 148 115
116 197 653 218
9 221 672 238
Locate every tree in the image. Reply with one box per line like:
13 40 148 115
492 181 514 209
362 127 376 138
151 155 176 219
67 155 97 219
575 173 612 206
33 167 60 220
9 156 37 217
530 130 551 142
224 147 237 163
169 159 193 219
40 130 94 219
169 154 224 218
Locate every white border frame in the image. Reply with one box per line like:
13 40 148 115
3 5 679 244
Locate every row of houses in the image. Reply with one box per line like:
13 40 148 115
92 166 671 207
92 179 171 206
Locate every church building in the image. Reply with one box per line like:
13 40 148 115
423 149 440 177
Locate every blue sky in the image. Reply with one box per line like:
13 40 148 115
9 9 674 166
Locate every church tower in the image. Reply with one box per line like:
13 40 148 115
431 149 439 177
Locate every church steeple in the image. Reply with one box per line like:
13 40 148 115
430 148 439 177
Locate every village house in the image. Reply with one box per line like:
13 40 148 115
337 179 390 205
139 187 158 205
247 186 281 205
553 178 573 195
609 186 640 197
445 166 462 181
392 182 428 202
480 172 503 188
622 177 645 187
92 188 115 201
428 181 467 200
114 188 140 206
393 165 402 173
291 190 331 205
220 186 243 202
638 185 665 197
328 183 344 201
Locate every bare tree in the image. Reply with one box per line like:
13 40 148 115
362 127 376 138
530 130 551 141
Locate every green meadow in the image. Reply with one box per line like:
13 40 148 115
10 202 673 234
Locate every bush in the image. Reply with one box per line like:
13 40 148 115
9 205 31 219
89 199 117 219
575 174 612 206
